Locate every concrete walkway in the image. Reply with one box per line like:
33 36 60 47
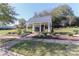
0 39 23 56
0 48 23 56
0 40 21 49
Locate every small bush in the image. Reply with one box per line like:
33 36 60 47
12 32 16 34
73 30 79 34
8 32 11 34
17 28 22 35
68 33 73 36
23 28 27 33
42 32 47 36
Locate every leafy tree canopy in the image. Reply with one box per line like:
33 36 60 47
0 3 18 24
51 5 74 17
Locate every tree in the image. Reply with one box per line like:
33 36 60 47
51 5 75 32
75 17 79 26
33 10 51 18
18 18 26 29
40 10 50 16
43 10 50 16
17 18 26 35
0 3 17 24
66 15 76 26
33 12 38 18
51 5 74 17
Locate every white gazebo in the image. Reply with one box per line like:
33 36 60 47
26 16 52 33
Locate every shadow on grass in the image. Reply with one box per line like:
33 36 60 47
9 40 79 56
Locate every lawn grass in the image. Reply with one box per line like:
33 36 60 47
54 27 79 34
0 29 17 35
9 40 79 56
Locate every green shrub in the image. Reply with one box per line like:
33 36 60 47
73 30 79 34
17 28 22 35
68 33 73 36
43 32 47 36
23 28 27 33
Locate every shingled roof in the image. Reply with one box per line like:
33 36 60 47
27 15 52 25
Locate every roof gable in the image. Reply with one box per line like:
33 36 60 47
27 16 52 24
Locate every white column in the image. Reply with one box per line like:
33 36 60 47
32 24 35 33
48 22 51 32
44 24 45 31
39 23 41 32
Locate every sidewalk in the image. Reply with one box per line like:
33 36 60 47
0 39 23 56
0 40 21 49
0 48 23 56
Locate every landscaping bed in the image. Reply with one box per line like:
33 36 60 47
32 35 53 39
31 34 79 41
9 40 79 56
51 35 79 41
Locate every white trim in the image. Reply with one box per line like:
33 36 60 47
48 22 51 32
32 24 35 33
39 23 41 32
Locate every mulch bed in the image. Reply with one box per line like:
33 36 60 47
31 35 79 41
51 35 79 41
